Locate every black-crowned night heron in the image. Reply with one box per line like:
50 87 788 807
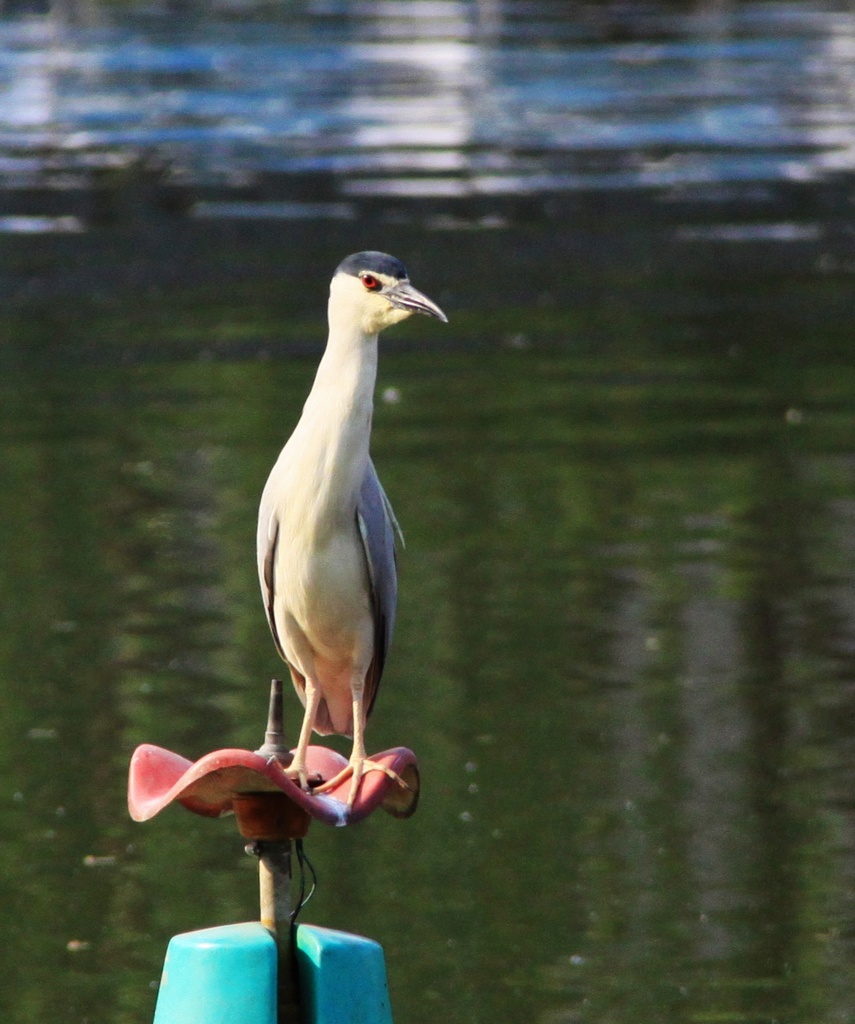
257 251 447 808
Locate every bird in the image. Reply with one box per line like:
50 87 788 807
257 251 447 808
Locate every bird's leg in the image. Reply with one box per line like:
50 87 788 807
343 687 371 808
285 679 320 791
314 685 409 809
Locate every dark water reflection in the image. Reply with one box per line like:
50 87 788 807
1 1 855 1023
2 331 855 1022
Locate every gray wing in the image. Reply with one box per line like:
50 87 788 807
356 458 400 719
258 501 286 662
257 477 310 702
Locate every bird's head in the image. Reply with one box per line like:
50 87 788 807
330 251 448 336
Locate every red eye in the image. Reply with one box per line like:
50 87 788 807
361 274 381 290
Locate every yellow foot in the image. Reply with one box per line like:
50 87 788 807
284 763 307 791
284 762 323 792
313 757 411 809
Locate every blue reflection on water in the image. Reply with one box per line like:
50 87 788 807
0 1 853 223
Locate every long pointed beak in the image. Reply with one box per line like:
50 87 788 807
387 281 448 323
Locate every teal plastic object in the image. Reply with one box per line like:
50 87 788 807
152 922 277 1024
295 924 394 1024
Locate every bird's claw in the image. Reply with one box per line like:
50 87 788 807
284 764 307 790
284 763 323 793
313 757 410 809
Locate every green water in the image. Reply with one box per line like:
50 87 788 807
1 240 854 1023
2 0 855 1016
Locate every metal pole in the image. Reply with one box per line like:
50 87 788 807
258 840 292 935
239 680 306 1023
255 839 299 1022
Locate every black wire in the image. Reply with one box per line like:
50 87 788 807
292 842 305 922
290 838 317 930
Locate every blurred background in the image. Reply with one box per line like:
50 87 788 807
1 1 855 1022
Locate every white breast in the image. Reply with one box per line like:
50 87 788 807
257 328 378 683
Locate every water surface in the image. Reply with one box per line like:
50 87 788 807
1 3 855 1024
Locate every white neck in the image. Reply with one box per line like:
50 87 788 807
309 296 378 422
293 301 378 535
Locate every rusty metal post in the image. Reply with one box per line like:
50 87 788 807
252 838 299 1021
257 840 292 933
237 680 307 1022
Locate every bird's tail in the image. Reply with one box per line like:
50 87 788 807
314 699 353 738
288 665 354 738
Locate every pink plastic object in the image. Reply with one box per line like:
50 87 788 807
128 743 419 829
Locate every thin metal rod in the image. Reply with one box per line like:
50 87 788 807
255 839 299 1022
258 839 291 933
249 678 301 1020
